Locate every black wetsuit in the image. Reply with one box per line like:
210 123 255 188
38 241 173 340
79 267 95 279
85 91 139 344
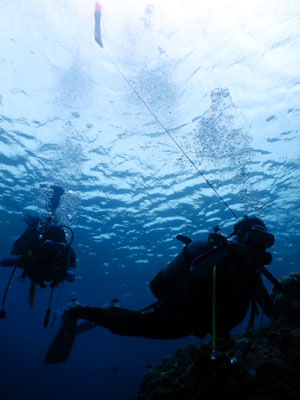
69 241 275 339
4 218 76 285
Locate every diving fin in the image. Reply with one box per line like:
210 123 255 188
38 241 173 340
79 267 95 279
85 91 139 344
76 321 96 335
28 282 36 309
44 309 78 364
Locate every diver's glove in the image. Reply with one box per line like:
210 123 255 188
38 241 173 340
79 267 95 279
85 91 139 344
0 254 22 267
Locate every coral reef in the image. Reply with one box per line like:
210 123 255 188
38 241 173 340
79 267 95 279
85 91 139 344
136 274 300 400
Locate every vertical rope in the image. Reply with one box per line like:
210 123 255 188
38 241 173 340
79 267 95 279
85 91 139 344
101 47 239 220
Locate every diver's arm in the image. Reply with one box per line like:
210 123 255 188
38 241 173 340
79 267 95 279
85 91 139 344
0 254 22 267
11 224 40 256
254 275 281 319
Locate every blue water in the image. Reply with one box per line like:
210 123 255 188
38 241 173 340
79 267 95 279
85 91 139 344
0 1 299 399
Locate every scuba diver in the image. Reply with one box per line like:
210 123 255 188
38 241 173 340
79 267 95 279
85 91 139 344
45 216 298 363
0 185 76 324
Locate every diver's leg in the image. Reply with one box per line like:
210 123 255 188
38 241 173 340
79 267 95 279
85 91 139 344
67 304 190 339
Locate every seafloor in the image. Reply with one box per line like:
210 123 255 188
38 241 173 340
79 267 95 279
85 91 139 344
135 273 300 400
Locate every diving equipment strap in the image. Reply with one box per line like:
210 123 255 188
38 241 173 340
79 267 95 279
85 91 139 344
43 283 55 327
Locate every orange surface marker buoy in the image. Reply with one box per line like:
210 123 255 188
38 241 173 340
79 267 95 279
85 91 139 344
94 2 103 47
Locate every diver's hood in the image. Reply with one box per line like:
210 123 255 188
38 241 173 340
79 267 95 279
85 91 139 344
228 225 275 249
42 225 66 243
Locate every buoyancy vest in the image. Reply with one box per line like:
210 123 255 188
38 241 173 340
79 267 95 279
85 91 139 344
12 221 73 286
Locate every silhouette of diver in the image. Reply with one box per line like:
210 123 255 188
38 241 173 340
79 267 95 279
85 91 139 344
0 185 76 321
44 216 299 364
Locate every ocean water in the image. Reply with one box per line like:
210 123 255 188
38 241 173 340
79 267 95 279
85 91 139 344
0 0 299 399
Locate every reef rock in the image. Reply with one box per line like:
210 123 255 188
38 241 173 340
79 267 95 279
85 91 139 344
136 273 300 400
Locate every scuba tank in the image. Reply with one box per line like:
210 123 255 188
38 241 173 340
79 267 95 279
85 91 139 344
150 230 230 300
150 250 191 301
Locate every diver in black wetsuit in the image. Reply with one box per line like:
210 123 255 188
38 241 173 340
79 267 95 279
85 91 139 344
0 185 76 286
0 186 76 321
0 219 76 286
64 217 284 340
